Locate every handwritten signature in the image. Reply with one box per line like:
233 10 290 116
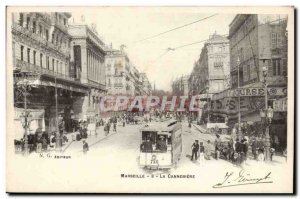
213 169 273 188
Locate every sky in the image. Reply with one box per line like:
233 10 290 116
71 7 235 91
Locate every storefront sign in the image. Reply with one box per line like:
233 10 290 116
212 87 287 100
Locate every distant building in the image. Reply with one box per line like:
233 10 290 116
172 75 189 96
105 47 134 96
188 33 230 97
105 47 150 96
68 23 107 120
140 73 152 95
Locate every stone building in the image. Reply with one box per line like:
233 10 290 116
211 14 288 148
105 47 149 97
68 23 107 120
188 33 230 96
12 12 89 136
188 33 230 122
172 75 189 96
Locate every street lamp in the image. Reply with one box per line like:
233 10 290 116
55 77 62 152
19 111 32 155
261 65 273 162
237 57 242 140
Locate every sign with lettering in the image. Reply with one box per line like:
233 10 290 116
212 87 287 100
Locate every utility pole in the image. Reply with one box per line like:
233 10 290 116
237 57 242 140
55 77 62 152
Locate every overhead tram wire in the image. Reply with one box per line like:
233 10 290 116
167 17 288 52
133 14 218 44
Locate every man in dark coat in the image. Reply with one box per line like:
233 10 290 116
140 138 153 152
156 136 167 152
191 140 200 161
251 137 258 160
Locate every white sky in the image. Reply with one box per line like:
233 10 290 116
72 7 235 91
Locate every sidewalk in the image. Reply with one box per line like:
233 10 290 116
62 126 117 153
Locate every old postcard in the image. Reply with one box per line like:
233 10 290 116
6 6 294 193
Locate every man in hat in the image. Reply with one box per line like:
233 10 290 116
140 138 153 152
191 140 200 161
156 135 167 152
215 134 222 160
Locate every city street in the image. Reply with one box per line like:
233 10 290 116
61 122 286 174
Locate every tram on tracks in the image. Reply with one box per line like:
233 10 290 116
139 119 182 170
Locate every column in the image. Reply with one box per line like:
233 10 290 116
87 50 90 78
81 44 88 83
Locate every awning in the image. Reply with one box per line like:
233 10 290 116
14 108 44 120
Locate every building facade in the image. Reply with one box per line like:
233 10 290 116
12 12 91 136
140 73 152 96
105 48 134 96
189 33 230 96
211 14 288 148
105 47 151 97
188 33 230 122
68 23 107 119
172 75 189 96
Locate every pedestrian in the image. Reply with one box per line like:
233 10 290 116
156 136 167 152
215 134 222 160
191 140 199 161
113 122 117 132
251 137 258 160
199 142 205 165
83 140 89 154
240 139 246 164
122 118 125 127
42 137 48 152
140 138 153 152
205 140 212 160
107 122 111 134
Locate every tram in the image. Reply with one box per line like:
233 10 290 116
139 119 182 170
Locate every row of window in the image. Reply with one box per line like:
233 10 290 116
19 13 69 50
20 45 67 75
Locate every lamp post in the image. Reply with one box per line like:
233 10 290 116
261 66 273 162
20 111 32 155
205 83 210 125
237 57 242 140
55 77 62 152
18 75 32 156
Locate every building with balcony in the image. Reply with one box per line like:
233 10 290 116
68 23 107 119
188 33 230 123
140 73 152 96
105 47 143 96
12 12 90 135
188 33 230 97
211 14 288 148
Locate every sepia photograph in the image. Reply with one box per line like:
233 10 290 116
5 6 294 194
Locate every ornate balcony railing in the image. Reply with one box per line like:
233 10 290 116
15 59 78 83
114 83 123 87
12 23 69 57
